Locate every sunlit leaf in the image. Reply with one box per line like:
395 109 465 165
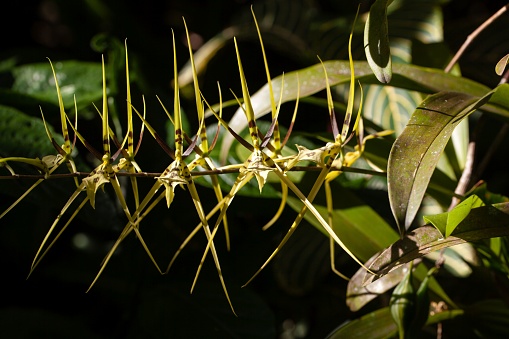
467 182 509 205
424 194 484 237
361 85 423 136
495 53 509 76
219 61 500 164
388 91 493 234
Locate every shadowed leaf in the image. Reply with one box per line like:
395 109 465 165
326 306 397 339
364 0 392 83
362 202 509 285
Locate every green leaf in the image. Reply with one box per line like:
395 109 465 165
364 0 392 83
362 202 509 285
390 263 415 338
347 259 455 313
285 191 399 262
488 83 509 115
0 105 62 159
495 53 509 76
11 61 103 110
388 91 492 234
219 61 500 163
467 182 509 204
347 260 416 313
424 195 484 237
326 307 397 339
361 85 423 136
426 309 464 325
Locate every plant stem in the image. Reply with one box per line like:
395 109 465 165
444 3 509 73
0 165 387 180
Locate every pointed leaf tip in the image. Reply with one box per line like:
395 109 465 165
496 53 509 76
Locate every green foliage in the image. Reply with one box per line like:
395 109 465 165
3 1 509 338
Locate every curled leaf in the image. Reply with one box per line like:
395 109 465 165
364 0 392 83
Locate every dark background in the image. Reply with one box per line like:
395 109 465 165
1 1 509 338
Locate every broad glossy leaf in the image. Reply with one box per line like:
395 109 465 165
11 61 102 109
362 134 458 206
362 202 509 285
326 307 397 339
364 0 392 83
219 61 499 163
388 91 492 233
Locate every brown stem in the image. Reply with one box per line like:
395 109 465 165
444 4 509 73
